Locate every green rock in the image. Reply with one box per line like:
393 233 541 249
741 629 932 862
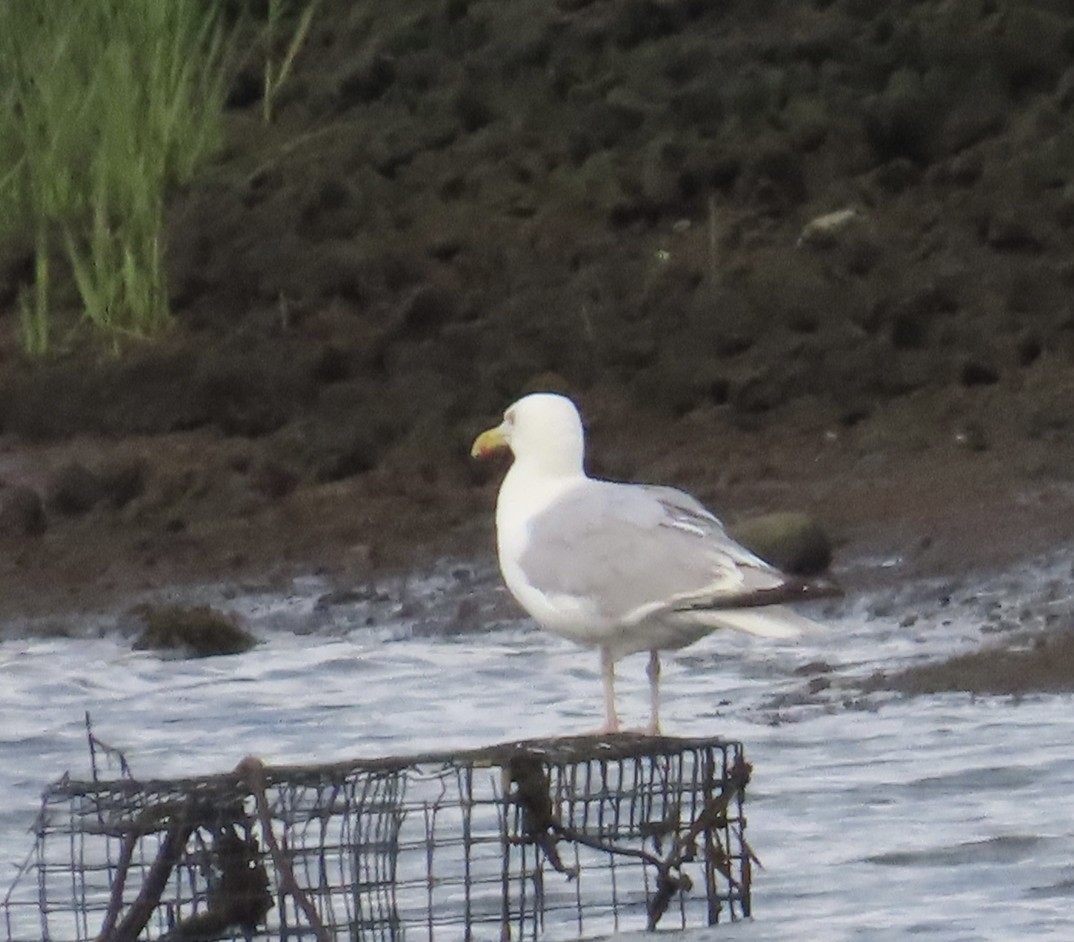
132 605 257 658
729 511 832 576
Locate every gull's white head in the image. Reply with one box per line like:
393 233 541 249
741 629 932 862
471 393 585 477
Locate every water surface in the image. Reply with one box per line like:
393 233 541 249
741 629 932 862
2 554 1073 941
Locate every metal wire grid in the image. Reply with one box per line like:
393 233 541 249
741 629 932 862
2 735 751 942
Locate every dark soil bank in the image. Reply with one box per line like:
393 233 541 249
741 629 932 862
3 0 1074 626
873 628 1074 696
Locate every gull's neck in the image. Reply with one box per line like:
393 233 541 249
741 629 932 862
496 455 586 534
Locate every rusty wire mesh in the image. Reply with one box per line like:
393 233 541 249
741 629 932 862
2 734 752 941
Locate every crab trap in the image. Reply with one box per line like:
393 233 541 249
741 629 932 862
2 733 753 941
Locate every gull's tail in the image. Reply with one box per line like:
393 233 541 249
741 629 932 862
674 575 839 638
705 605 825 639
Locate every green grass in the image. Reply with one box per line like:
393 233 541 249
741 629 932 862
262 0 320 124
0 0 235 353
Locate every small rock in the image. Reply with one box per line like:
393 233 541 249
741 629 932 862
46 462 103 516
395 280 460 339
729 511 832 576
985 215 1042 254
444 596 481 635
796 207 863 249
337 53 396 107
315 586 383 609
0 486 47 536
251 459 298 500
99 459 147 508
131 605 257 657
959 360 1000 387
954 422 988 452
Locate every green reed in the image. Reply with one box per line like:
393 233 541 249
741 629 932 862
262 0 320 124
0 0 234 352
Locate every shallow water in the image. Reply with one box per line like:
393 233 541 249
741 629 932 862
2 553 1073 941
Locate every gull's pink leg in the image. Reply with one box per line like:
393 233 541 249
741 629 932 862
600 647 620 733
646 650 662 735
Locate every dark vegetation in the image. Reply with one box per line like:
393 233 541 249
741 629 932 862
4 0 1074 453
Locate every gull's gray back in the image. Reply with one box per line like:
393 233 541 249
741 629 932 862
516 479 787 626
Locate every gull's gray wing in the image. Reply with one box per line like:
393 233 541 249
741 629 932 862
516 479 791 625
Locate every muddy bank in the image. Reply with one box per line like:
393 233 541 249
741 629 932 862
2 0 1074 627
2 412 1073 628
870 627 1074 696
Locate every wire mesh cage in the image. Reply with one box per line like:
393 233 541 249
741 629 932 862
2 733 752 942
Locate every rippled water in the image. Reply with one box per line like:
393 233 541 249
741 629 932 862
2 552 1073 941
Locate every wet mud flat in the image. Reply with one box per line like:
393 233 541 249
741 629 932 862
780 541 1074 707
877 627 1074 696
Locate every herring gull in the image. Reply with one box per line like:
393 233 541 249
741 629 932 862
471 392 834 734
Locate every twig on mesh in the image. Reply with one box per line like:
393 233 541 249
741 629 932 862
647 868 695 929
1 843 37 912
725 754 762 873
508 746 752 931
85 734 185 942
236 755 330 942
506 753 580 879
95 814 196 942
85 711 132 782
508 752 687 875
646 756 753 928
507 747 704 931
158 824 273 941
639 801 681 854
94 831 136 941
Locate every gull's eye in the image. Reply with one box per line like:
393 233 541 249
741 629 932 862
504 410 516 426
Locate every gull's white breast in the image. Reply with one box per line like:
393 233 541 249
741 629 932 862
495 469 619 644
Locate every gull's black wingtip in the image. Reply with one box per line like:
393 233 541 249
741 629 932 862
674 574 844 613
